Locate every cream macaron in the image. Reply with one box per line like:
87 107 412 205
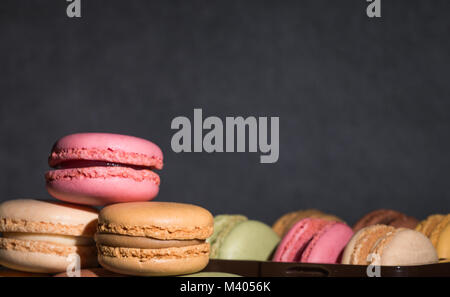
95 202 214 276
0 199 99 273
342 225 438 266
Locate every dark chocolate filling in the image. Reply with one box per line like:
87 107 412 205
54 160 155 171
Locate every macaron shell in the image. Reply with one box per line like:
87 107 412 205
210 215 248 241
272 210 342 238
273 218 330 262
0 248 98 273
353 209 398 231
218 220 280 261
341 225 394 265
97 245 210 276
416 214 444 237
272 211 300 237
208 215 248 258
0 199 98 236
389 216 419 229
429 214 450 247
49 133 163 169
353 209 417 232
272 210 324 237
341 228 365 264
46 168 160 206
353 225 396 265
369 228 402 265
301 222 353 264
436 222 450 260
377 229 438 266
285 213 342 237
416 214 443 236
98 202 214 240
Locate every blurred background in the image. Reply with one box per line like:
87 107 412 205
1 0 449 225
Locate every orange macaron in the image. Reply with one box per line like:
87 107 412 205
95 202 214 276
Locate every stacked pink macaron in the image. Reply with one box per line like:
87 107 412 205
273 218 353 264
45 133 163 206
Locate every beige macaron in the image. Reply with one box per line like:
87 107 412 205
0 199 99 273
341 224 438 266
95 202 214 276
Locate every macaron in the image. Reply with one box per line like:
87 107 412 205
54 268 124 277
353 209 419 232
342 225 438 266
273 218 353 264
0 199 98 273
95 202 213 276
428 214 450 247
45 133 163 206
207 215 280 261
436 222 450 261
272 209 343 237
416 214 445 237
416 214 450 260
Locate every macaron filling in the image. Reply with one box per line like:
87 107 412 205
53 160 157 171
49 144 163 170
2 232 95 246
95 233 205 249
46 160 161 184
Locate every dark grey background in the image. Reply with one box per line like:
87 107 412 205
1 0 449 226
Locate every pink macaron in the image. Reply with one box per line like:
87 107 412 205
273 218 353 264
45 133 163 206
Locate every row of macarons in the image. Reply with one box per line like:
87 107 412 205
210 209 450 265
1 198 449 277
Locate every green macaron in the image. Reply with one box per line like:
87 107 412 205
207 215 280 261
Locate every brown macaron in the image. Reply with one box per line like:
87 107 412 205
95 202 214 276
353 209 419 232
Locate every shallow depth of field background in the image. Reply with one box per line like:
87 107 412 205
1 0 449 224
